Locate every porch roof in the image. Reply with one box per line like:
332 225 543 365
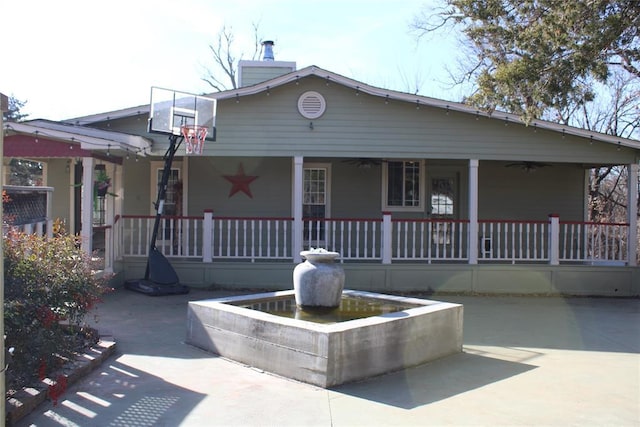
70 66 639 152
3 120 152 159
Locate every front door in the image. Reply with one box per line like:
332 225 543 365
303 164 331 246
429 175 457 219
429 173 458 247
150 161 184 250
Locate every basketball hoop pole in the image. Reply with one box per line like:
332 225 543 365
145 133 182 280
125 132 188 295
126 86 215 296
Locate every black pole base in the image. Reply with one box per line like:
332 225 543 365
124 248 189 296
124 278 189 296
129 134 187 297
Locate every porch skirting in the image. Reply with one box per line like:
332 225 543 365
117 259 640 297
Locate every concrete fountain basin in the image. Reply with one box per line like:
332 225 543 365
186 290 463 388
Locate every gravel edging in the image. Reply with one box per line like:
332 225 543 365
5 339 117 426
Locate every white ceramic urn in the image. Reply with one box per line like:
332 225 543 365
293 249 345 308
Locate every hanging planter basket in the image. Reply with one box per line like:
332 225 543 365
94 168 111 198
94 182 110 197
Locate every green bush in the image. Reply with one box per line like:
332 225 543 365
3 228 112 393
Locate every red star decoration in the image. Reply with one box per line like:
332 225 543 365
223 163 258 198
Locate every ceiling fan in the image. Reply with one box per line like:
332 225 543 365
505 161 552 172
342 158 386 168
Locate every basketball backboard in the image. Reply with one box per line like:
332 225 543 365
148 87 216 140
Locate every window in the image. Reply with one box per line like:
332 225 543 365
383 160 424 211
303 165 330 242
150 161 184 242
156 168 181 217
430 177 455 217
7 158 44 186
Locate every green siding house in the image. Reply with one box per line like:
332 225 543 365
4 58 640 295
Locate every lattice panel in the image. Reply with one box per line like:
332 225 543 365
4 190 47 225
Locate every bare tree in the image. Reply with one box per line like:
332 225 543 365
553 70 640 224
202 23 263 91
414 1 639 263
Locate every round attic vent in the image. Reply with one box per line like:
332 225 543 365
297 91 326 119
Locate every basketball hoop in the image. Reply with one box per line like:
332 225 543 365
181 125 208 155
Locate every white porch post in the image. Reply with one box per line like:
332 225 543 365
106 162 117 226
468 159 479 264
627 163 638 266
548 214 560 265
292 156 304 263
382 212 392 264
103 227 113 273
45 187 53 238
202 209 213 263
113 163 124 261
103 162 117 273
81 157 95 256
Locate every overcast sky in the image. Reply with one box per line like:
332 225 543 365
1 0 464 121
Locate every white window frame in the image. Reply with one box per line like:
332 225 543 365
303 163 331 246
149 160 187 217
149 160 188 250
4 157 46 186
303 163 332 216
429 174 457 218
382 160 425 212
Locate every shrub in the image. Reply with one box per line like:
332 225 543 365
3 227 112 393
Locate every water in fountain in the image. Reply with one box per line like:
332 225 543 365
239 294 419 324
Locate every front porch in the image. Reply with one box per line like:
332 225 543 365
113 213 640 296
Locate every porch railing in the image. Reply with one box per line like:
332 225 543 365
559 221 629 264
392 219 469 262
479 220 549 263
2 185 54 238
121 214 293 261
121 215 203 258
304 218 383 261
211 216 293 260
3 220 53 237
117 214 635 266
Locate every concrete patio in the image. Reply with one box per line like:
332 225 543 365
16 287 640 426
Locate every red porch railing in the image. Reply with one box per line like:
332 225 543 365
212 216 293 260
304 217 383 261
120 215 203 258
392 219 469 262
559 220 629 264
117 214 634 266
478 220 550 263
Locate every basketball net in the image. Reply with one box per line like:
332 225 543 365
181 125 208 155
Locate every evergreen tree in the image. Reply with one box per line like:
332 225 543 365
413 0 640 123
413 0 639 231
3 95 29 122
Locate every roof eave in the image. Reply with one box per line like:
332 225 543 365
65 104 150 126
3 122 152 156
68 65 640 150
214 65 640 149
